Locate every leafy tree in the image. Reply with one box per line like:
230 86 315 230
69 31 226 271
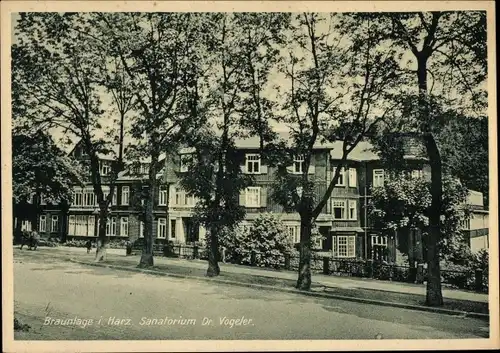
345 11 487 306
270 13 405 290
180 13 289 276
241 213 293 268
12 130 83 240
12 13 130 261
437 113 488 207
369 172 470 264
94 13 208 267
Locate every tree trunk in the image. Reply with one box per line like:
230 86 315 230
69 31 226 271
417 54 444 306
296 216 313 290
139 159 158 268
206 225 220 277
95 208 108 262
424 135 444 306
60 202 70 243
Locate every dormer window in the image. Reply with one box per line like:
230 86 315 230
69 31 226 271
293 155 304 174
100 161 111 176
245 154 261 174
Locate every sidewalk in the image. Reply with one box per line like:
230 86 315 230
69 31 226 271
50 246 489 317
56 246 488 303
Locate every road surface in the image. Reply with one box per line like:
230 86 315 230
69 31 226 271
13 249 489 340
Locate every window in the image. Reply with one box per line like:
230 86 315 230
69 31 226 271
349 168 357 187
157 218 167 238
120 217 129 237
371 235 388 246
106 217 117 236
74 188 83 206
139 221 144 238
373 169 385 187
245 154 261 174
39 215 47 232
159 187 168 206
51 216 59 233
333 236 356 258
245 187 261 207
348 200 357 220
170 219 176 238
83 189 96 207
334 167 345 186
68 216 76 235
333 200 346 220
174 187 195 206
293 155 304 174
101 162 111 176
112 190 117 206
88 216 95 237
180 154 193 173
21 220 32 231
75 215 89 236
287 225 300 244
121 186 130 205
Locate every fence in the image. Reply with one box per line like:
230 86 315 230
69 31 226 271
133 243 488 293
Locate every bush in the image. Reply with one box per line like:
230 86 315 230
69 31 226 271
107 239 130 248
441 263 474 289
14 317 30 332
63 239 88 247
231 213 293 268
38 238 59 247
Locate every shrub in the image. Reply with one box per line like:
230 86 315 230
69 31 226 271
233 213 293 268
63 239 88 247
441 263 474 289
38 238 59 247
14 317 30 332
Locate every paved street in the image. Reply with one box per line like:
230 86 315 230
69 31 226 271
14 249 489 340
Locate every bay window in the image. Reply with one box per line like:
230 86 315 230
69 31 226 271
332 235 356 258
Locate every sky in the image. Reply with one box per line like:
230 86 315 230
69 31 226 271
11 12 487 157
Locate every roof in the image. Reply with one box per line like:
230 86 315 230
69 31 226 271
233 131 333 150
330 141 379 161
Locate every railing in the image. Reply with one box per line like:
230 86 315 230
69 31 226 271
130 243 489 293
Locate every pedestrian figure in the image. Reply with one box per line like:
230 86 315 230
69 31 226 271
221 245 227 264
85 239 92 254
28 231 39 250
125 240 132 256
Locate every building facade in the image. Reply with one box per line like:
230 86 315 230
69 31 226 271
25 135 489 260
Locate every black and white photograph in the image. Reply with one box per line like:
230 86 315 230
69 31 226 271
2 1 498 351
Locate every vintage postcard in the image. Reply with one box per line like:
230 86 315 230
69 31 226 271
1 1 498 352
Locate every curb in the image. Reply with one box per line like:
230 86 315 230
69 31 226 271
69 259 489 321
